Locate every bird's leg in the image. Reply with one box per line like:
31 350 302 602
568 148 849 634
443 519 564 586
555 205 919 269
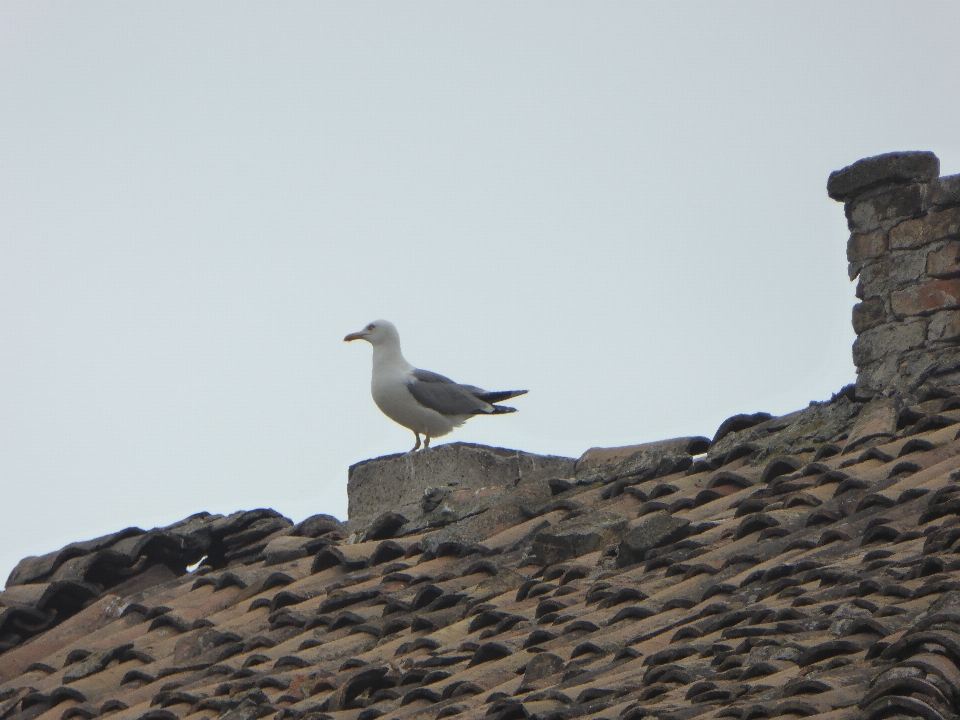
411 432 421 452
424 436 431 449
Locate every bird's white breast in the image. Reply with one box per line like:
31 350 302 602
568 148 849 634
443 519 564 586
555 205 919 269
371 371 458 437
369 351 461 437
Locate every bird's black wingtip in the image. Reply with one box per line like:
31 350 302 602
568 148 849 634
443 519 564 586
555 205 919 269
477 389 529 404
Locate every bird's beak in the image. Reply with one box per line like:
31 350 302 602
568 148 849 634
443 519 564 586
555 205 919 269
344 331 366 342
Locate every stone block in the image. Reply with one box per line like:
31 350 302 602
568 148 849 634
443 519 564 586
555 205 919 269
854 356 902 398
576 436 707 471
847 230 887 263
860 345 960 398
928 174 960 210
398 485 508 537
855 251 927 300
889 207 960 250
346 443 574 525
852 319 926 367
899 345 960 386
924 353 960 389
927 241 960 279
419 481 552 553
927 310 960 343
615 510 691 567
827 151 939 202
531 510 629 565
575 436 709 483
852 297 888 334
891 278 960 318
846 185 924 233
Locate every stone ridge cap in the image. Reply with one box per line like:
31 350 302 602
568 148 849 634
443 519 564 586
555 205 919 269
347 441 576 471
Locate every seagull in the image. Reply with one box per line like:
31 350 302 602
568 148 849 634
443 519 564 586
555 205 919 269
344 320 527 451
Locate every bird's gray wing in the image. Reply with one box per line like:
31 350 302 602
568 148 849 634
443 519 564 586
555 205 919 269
407 369 492 416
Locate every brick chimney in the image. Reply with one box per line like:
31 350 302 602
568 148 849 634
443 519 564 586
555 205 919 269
828 151 960 398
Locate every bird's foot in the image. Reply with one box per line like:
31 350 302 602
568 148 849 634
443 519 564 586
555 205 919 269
424 436 431 449
410 432 422 452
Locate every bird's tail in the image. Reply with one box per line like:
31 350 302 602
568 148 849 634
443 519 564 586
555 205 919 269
476 389 528 404
489 405 518 414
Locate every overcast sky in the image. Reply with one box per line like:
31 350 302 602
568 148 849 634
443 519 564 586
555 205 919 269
2 2 959 586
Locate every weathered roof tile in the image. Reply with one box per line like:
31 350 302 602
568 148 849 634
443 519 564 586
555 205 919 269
11 392 960 717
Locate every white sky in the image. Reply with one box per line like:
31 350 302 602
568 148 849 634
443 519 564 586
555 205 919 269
2 2 960 586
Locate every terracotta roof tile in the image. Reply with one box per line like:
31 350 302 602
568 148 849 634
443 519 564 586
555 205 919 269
11 246 960 720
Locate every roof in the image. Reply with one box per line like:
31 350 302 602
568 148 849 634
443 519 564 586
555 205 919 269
5 149 960 720
5 385 960 720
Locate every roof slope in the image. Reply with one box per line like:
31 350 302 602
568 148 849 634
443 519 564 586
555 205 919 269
5 387 960 720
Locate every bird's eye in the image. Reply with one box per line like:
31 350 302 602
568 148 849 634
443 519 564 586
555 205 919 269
367 324 375 330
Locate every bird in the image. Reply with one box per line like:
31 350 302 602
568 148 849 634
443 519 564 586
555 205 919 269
344 320 527 452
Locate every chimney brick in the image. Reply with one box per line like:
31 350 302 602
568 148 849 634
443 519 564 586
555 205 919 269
929 175 960 210
928 310 960 344
845 185 924 233
890 278 960 318
847 229 887 265
852 319 926 367
889 207 960 250
927 241 960 279
852 297 888 334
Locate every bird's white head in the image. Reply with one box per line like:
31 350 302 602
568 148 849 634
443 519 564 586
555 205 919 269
343 319 400 347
